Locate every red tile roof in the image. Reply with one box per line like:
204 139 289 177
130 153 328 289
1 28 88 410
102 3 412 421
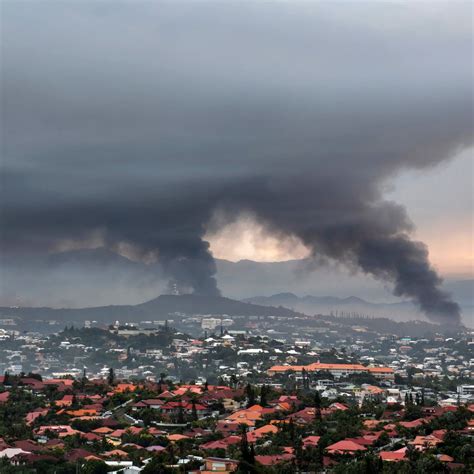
380 451 406 462
326 440 367 453
255 453 294 466
0 392 10 403
302 435 320 447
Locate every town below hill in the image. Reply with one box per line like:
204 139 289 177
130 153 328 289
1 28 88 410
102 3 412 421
0 318 472 472
0 368 472 473
0 294 472 473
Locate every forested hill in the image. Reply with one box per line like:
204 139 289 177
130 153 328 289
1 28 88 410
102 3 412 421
0 294 301 324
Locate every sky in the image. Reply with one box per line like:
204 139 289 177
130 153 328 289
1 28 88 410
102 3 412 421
208 147 474 278
1 1 472 323
388 148 473 277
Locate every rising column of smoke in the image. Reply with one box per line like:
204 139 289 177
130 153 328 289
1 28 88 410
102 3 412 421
298 210 462 325
0 188 221 297
86 198 221 296
1 1 472 318
158 240 219 296
217 172 464 325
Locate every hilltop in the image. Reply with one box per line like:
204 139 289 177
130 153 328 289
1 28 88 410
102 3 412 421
0 294 301 328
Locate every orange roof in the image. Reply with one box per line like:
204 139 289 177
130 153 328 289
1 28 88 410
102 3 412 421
66 409 98 417
270 419 290 425
409 435 442 446
269 363 393 373
168 434 189 441
254 424 278 434
93 427 113 434
45 378 75 386
364 419 386 429
307 363 367 371
36 424 79 437
268 365 306 372
247 424 278 442
114 383 137 393
227 410 262 422
364 385 386 393
55 395 74 407
368 367 394 373
247 405 264 412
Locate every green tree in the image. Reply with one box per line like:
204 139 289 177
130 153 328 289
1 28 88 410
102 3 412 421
314 390 322 421
237 425 257 473
141 456 174 474
294 435 304 470
245 383 256 408
81 459 108 474
259 385 268 407
107 367 115 386
177 403 185 424
80 368 87 390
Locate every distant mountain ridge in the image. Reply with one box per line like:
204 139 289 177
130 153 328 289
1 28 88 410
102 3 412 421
137 294 300 318
1 248 472 325
244 293 424 322
245 293 374 306
243 292 473 327
0 294 301 325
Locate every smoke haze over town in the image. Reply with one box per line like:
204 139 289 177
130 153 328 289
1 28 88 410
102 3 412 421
1 2 473 326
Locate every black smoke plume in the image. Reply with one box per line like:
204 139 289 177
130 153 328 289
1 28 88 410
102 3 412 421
2 2 472 324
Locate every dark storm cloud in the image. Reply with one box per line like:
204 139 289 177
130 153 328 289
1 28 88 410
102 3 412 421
1 2 472 321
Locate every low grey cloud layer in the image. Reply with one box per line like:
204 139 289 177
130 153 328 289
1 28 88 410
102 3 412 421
1 2 472 323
